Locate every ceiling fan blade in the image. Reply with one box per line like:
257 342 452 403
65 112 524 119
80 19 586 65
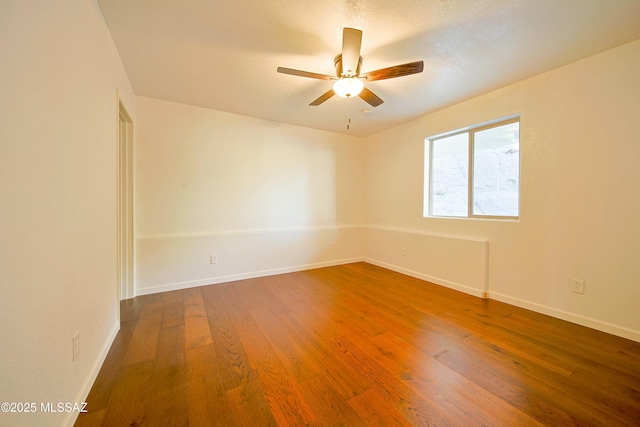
362 61 424 81
358 87 384 107
277 67 334 80
309 89 335 106
341 28 362 76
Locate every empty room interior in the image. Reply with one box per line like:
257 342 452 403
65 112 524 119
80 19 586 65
1 1 640 426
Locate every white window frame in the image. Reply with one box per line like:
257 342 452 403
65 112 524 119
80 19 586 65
424 116 520 220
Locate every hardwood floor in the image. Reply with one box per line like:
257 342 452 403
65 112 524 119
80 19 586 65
75 262 640 426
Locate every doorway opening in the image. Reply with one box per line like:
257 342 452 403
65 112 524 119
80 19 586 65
117 100 134 304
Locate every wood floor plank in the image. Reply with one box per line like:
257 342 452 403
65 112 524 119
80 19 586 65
332 290 458 357
250 305 321 384
298 374 365 426
312 301 386 338
99 361 153 426
201 286 256 388
225 381 278 427
265 273 325 307
318 267 473 348
184 369 211 427
332 265 616 380
231 278 265 311
276 309 373 400
184 290 213 350
435 344 625 426
347 389 414 427
345 331 409 375
78 262 640 426
502 311 640 378
459 332 640 424
401 366 545 427
280 295 345 341
350 328 544 426
185 344 237 426
271 271 387 338
146 323 188 414
122 301 163 366
569 367 640 419
328 334 455 426
234 320 318 426
246 278 290 315
161 290 185 329
119 295 146 324
217 282 255 326
344 331 492 426
467 320 579 377
143 384 190 427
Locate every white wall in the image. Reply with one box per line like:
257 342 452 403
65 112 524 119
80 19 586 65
0 1 135 426
363 39 640 341
134 97 364 294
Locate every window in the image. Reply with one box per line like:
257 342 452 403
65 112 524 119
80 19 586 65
424 117 520 219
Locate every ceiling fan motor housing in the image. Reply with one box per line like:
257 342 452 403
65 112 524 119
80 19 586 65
334 54 363 78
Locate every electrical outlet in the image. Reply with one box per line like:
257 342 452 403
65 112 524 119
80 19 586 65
332 241 337 251
210 255 218 264
402 247 407 257
571 278 585 294
72 332 80 361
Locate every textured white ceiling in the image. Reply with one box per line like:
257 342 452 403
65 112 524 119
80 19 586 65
98 0 640 137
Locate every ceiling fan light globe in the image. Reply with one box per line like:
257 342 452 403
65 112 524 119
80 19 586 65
333 78 364 98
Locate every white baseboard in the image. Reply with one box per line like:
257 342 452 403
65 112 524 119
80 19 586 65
64 321 120 427
364 257 639 342
135 252 640 343
135 257 364 296
490 291 640 343
363 257 487 298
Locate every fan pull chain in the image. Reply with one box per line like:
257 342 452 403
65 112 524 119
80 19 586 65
346 96 352 131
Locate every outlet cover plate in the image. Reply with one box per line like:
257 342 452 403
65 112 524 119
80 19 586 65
72 332 80 361
571 279 585 294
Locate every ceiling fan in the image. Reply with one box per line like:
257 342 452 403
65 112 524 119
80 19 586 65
277 28 424 108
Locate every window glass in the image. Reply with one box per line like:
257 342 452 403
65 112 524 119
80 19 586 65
431 133 468 217
472 122 520 216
